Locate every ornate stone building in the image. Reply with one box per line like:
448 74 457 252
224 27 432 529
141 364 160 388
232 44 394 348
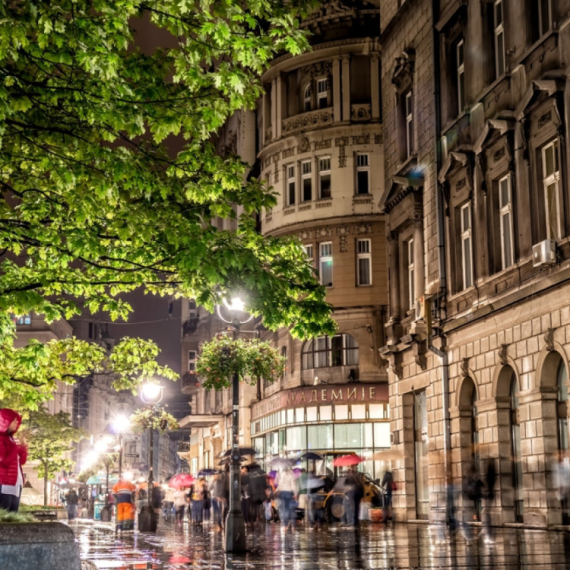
180 0 392 478
380 0 570 528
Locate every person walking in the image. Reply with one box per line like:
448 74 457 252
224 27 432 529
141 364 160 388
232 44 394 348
276 466 299 530
482 459 496 544
211 473 226 530
191 478 206 525
248 462 267 526
240 465 251 526
0 408 28 513
344 466 364 528
173 488 187 524
112 477 136 533
65 488 79 521
381 468 394 524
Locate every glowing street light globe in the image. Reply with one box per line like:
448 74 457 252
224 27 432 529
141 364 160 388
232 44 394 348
140 381 164 404
223 296 245 313
112 415 130 434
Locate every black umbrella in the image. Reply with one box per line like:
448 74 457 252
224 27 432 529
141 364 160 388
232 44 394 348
197 469 219 477
300 452 324 461
219 448 257 458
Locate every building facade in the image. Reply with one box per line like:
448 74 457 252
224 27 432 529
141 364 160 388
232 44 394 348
180 0 392 480
380 0 570 528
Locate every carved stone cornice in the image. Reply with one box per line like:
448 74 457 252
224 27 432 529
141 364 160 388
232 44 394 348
283 108 334 136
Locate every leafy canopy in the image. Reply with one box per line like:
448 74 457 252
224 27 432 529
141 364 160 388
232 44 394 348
0 0 334 339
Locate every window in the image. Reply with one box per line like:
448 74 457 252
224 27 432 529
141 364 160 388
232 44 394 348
318 157 332 199
405 90 414 158
301 161 312 202
302 334 359 369
498 175 514 269
319 242 333 287
407 239 415 310
460 202 473 289
188 350 197 373
356 154 370 194
456 39 465 111
188 299 197 317
15 315 31 325
303 244 314 265
357 239 372 286
493 1 505 77
538 0 552 37
286 164 296 206
303 84 311 112
317 78 328 109
542 139 561 241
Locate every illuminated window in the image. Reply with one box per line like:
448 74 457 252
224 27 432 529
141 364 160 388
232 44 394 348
319 242 333 287
318 157 331 199
301 160 312 202
356 154 370 194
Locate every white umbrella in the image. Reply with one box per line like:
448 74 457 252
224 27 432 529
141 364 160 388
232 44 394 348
269 457 295 469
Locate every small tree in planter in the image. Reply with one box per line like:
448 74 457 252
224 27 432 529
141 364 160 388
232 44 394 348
196 334 286 392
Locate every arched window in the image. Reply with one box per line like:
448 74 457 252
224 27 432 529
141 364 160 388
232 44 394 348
557 360 568 452
303 84 312 112
302 334 358 369
510 373 524 522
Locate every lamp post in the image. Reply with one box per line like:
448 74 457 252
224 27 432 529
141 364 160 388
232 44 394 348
112 415 130 480
138 382 164 533
216 296 253 553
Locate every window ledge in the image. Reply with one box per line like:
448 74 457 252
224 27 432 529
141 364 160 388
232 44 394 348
395 154 418 177
515 29 559 68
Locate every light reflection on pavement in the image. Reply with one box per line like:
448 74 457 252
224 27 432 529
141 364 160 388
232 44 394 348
71 519 570 569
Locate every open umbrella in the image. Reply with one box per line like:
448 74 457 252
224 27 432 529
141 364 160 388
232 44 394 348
219 448 257 458
197 469 219 477
333 454 365 467
269 457 295 469
372 450 404 462
299 452 324 461
168 473 195 489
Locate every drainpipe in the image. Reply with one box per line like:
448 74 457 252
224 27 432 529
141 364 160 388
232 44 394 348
428 0 453 525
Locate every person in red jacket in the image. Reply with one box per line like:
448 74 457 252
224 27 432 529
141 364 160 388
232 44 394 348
0 408 28 512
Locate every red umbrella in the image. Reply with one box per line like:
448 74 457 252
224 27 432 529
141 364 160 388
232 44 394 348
168 473 195 489
333 454 365 467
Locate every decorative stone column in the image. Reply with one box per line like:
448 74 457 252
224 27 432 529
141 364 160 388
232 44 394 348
333 56 342 123
270 77 277 138
275 73 283 140
341 55 351 122
370 52 380 122
386 231 402 343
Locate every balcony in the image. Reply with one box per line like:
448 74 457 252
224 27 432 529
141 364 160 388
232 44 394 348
182 317 200 337
282 107 334 136
181 372 200 396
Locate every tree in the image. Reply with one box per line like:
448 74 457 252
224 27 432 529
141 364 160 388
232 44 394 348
23 407 85 505
0 1 335 405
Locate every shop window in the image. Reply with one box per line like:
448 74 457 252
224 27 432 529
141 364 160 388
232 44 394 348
356 239 372 286
308 424 333 449
302 334 359 369
319 242 333 287
356 154 370 194
318 157 332 199
285 164 296 206
373 423 391 448
301 160 312 202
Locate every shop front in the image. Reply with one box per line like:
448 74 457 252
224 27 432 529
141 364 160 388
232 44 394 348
250 383 391 479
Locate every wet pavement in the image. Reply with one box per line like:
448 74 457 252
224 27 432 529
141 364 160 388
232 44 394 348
73 518 570 569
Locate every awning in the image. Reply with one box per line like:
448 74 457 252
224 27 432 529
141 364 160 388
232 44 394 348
178 414 224 428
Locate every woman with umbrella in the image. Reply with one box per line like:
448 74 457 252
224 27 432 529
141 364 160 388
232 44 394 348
275 465 299 530
333 454 365 529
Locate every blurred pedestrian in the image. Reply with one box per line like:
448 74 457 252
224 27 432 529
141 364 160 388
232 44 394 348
112 477 136 533
202 479 211 524
482 459 496 544
0 409 28 513
152 482 164 513
65 488 79 521
240 465 251 525
191 477 206 525
381 468 394 524
248 462 267 526
276 466 299 530
344 466 364 529
173 488 187 524
163 486 175 521
211 472 226 530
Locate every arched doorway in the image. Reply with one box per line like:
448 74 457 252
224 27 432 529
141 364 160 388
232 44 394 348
556 358 569 523
509 372 524 522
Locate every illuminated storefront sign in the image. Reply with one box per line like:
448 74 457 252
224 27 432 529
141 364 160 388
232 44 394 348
251 383 388 421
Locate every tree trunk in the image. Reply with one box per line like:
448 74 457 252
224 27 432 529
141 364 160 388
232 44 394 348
43 463 48 506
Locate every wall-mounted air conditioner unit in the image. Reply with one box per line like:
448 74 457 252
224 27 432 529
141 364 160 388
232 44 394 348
532 239 556 267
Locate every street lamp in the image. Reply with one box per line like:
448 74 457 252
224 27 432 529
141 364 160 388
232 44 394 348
217 296 253 553
138 381 164 533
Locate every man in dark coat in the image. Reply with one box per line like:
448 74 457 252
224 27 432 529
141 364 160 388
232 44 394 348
247 463 268 525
